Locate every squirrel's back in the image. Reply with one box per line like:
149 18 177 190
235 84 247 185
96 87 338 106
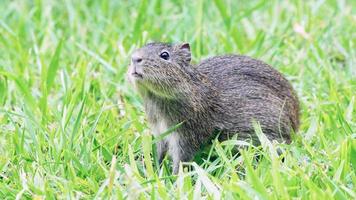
198 55 299 141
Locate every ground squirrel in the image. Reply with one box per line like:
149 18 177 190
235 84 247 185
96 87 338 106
127 42 300 174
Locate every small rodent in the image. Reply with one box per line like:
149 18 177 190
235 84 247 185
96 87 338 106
127 42 300 174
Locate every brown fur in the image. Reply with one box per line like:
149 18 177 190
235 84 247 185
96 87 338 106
127 42 300 173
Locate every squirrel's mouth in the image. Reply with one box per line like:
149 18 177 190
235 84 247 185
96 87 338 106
131 72 143 79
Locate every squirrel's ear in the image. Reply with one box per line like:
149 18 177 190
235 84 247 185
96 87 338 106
179 43 190 51
178 43 191 63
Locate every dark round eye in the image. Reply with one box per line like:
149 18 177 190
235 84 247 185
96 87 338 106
160 51 170 60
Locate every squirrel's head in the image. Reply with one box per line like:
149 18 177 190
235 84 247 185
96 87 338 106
128 42 194 99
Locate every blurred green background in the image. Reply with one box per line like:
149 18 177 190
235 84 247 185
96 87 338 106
0 0 355 199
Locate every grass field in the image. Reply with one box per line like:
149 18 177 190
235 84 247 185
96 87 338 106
0 0 355 199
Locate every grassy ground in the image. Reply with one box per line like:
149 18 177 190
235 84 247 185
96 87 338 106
0 0 355 199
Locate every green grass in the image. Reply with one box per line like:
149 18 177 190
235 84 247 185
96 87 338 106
0 0 355 199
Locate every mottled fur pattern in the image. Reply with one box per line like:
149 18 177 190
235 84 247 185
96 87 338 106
127 42 300 174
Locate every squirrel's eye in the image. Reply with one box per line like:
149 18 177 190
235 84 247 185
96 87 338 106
160 51 170 60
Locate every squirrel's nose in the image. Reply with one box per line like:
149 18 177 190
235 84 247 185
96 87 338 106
132 55 143 64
